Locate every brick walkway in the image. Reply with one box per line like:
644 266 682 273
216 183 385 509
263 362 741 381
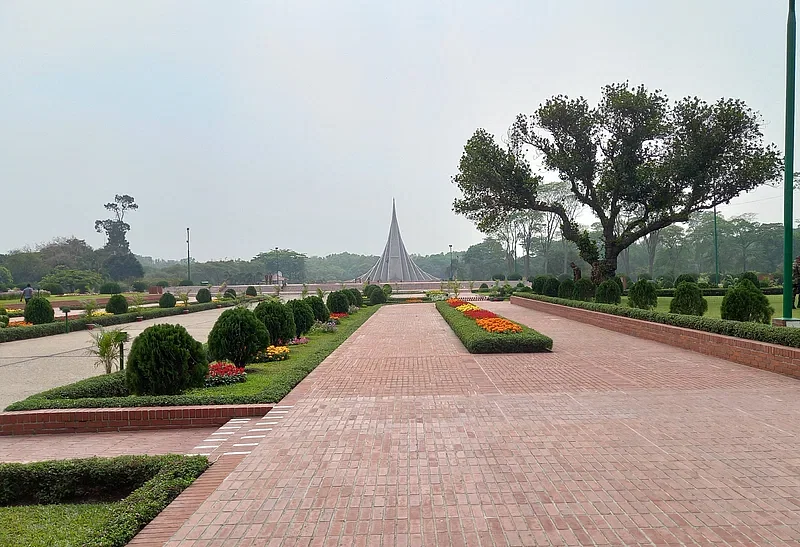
149 303 800 545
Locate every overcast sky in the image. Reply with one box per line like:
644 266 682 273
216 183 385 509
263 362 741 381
0 1 794 261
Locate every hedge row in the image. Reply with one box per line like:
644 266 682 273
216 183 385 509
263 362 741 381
0 454 208 547
435 301 552 353
512 293 800 349
648 286 783 298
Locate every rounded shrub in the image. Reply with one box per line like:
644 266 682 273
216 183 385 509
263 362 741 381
99 282 122 295
287 299 316 336
637 273 652 282
542 277 560 297
158 292 176 308
305 296 330 322
179 279 193 286
507 273 523 281
572 279 596 302
126 324 207 396
24 296 54 325
39 282 65 295
155 280 170 288
254 300 297 344
245 286 257 297
611 276 623 292
363 284 378 298
669 282 708 316
223 288 237 299
195 288 212 304
346 288 363 307
628 279 658 310
105 294 129 315
674 274 697 286
341 289 357 306
721 279 773 324
532 276 548 295
595 279 621 305
327 291 350 314
382 284 393 296
479 283 489 290
207 307 270 367
557 278 575 299
131 281 148 292
0 315 8 328
739 271 759 287
369 287 388 305
491 273 506 281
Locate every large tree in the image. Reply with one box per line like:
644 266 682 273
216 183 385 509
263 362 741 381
452 83 782 282
95 194 138 252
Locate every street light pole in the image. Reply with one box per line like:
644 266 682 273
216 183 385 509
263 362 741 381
784 0 796 320
186 228 191 283
449 245 453 280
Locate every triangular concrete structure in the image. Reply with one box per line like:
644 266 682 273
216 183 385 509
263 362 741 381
360 201 438 282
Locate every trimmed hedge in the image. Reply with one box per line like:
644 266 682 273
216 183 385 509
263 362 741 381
24 296 54 325
327 291 350 314
158 292 176 308
286 298 315 336
99 282 122 295
595 279 621 305
513 293 800 349
254 300 297 344
207 307 270 367
305 295 330 322
435 301 552 353
195 287 212 303
105 294 129 315
126 324 207 395
650 286 783 298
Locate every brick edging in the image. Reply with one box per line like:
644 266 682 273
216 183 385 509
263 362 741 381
510 296 800 380
0 404 272 436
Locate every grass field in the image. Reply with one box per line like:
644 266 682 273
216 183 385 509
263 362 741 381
651 295 794 319
0 502 116 547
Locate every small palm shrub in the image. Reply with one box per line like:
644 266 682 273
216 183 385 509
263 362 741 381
595 279 621 305
99 282 122 295
287 299 316 336
674 274 697 286
223 288 237 299
207 307 270 367
557 279 575 299
346 288 363 307
571 279 595 301
195 288 212 303
369 287 387 305
669 282 708 316
382 284 393 296
721 279 773 324
542 277 560 297
105 294 129 315
305 296 330 322
628 279 658 310
532 276 548 295
254 300 297 344
327 291 350 314
24 296 54 325
159 292 176 308
126 324 207 395
88 328 130 374
245 286 257 297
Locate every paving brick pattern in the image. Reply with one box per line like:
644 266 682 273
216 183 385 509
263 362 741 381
155 303 800 546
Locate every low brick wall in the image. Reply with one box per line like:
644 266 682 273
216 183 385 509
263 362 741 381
0 404 272 436
510 296 800 380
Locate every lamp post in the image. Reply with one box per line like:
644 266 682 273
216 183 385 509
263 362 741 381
186 228 191 284
783 0 796 321
449 244 453 280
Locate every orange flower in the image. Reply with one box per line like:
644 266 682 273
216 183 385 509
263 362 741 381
447 298 466 307
475 317 522 334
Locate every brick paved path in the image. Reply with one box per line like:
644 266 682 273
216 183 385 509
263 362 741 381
156 303 800 546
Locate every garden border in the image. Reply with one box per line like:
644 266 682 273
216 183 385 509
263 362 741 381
510 295 800 380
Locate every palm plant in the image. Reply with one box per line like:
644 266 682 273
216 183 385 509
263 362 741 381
81 299 98 319
87 328 129 374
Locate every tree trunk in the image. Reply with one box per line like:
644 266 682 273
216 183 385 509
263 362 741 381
524 253 530 280
543 254 549 276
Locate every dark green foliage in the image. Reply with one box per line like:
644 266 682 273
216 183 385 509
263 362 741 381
675 274 697 286
158 292 176 308
637 273 652 281
105 294 129 315
571 278 596 301
341 289 357 306
532 275 548 294
557 279 575 299
611 276 623 292
435 302 552 353
327 291 350 313
245 286 257 297
39 282 65 295
287 299 316 336
99 282 122 294
254 300 297 343
382 284 393 296
223 288 237 299
363 284 378 298
126 324 207 396
369 287 387 305
542 277 560 297
305 296 330 322
740 271 759 286
670 282 708 316
507 273 522 281
155 281 169 288
346 288 363 307
491 273 506 281
195 288 212 304
479 283 489 289
721 279 773 324
25 371 129 400
207 308 270 367
178 279 193 286
595 279 622 304
24 296 54 325
131 281 147 292
628 279 658 310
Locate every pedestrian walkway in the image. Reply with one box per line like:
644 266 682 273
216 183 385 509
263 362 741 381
154 302 800 546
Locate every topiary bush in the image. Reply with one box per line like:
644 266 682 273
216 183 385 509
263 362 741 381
721 279 773 324
363 284 378 298
669 282 708 316
105 294 129 315
158 292 176 308
369 287 387 305
542 277 560 297
674 274 697 286
223 288 237 299
382 284 393 296
207 307 270 367
286 299 316 336
557 278 575 299
178 279 193 286
739 271 759 287
532 276 548 295
39 282 65 295
628 279 658 310
341 289 357 306
155 280 170 288
571 279 596 301
126 324 207 396
611 276 623 292
131 281 148 292
24 296 55 325
245 286 257 297
346 288 363 307
595 279 622 305
327 291 350 314
99 282 122 295
195 288 212 304
491 273 506 281
507 273 523 281
253 300 297 344
479 283 489 290
305 296 330 322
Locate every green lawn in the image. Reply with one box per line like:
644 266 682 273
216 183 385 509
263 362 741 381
651 295 794 319
0 292 154 306
0 502 116 547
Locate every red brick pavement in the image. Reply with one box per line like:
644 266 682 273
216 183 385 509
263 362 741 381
150 303 800 546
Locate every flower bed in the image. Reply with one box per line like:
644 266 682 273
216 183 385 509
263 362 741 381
436 300 552 353
204 361 247 387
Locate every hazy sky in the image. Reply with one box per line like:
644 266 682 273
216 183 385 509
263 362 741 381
0 1 794 261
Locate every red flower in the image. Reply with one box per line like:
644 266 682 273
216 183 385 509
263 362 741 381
463 309 497 319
